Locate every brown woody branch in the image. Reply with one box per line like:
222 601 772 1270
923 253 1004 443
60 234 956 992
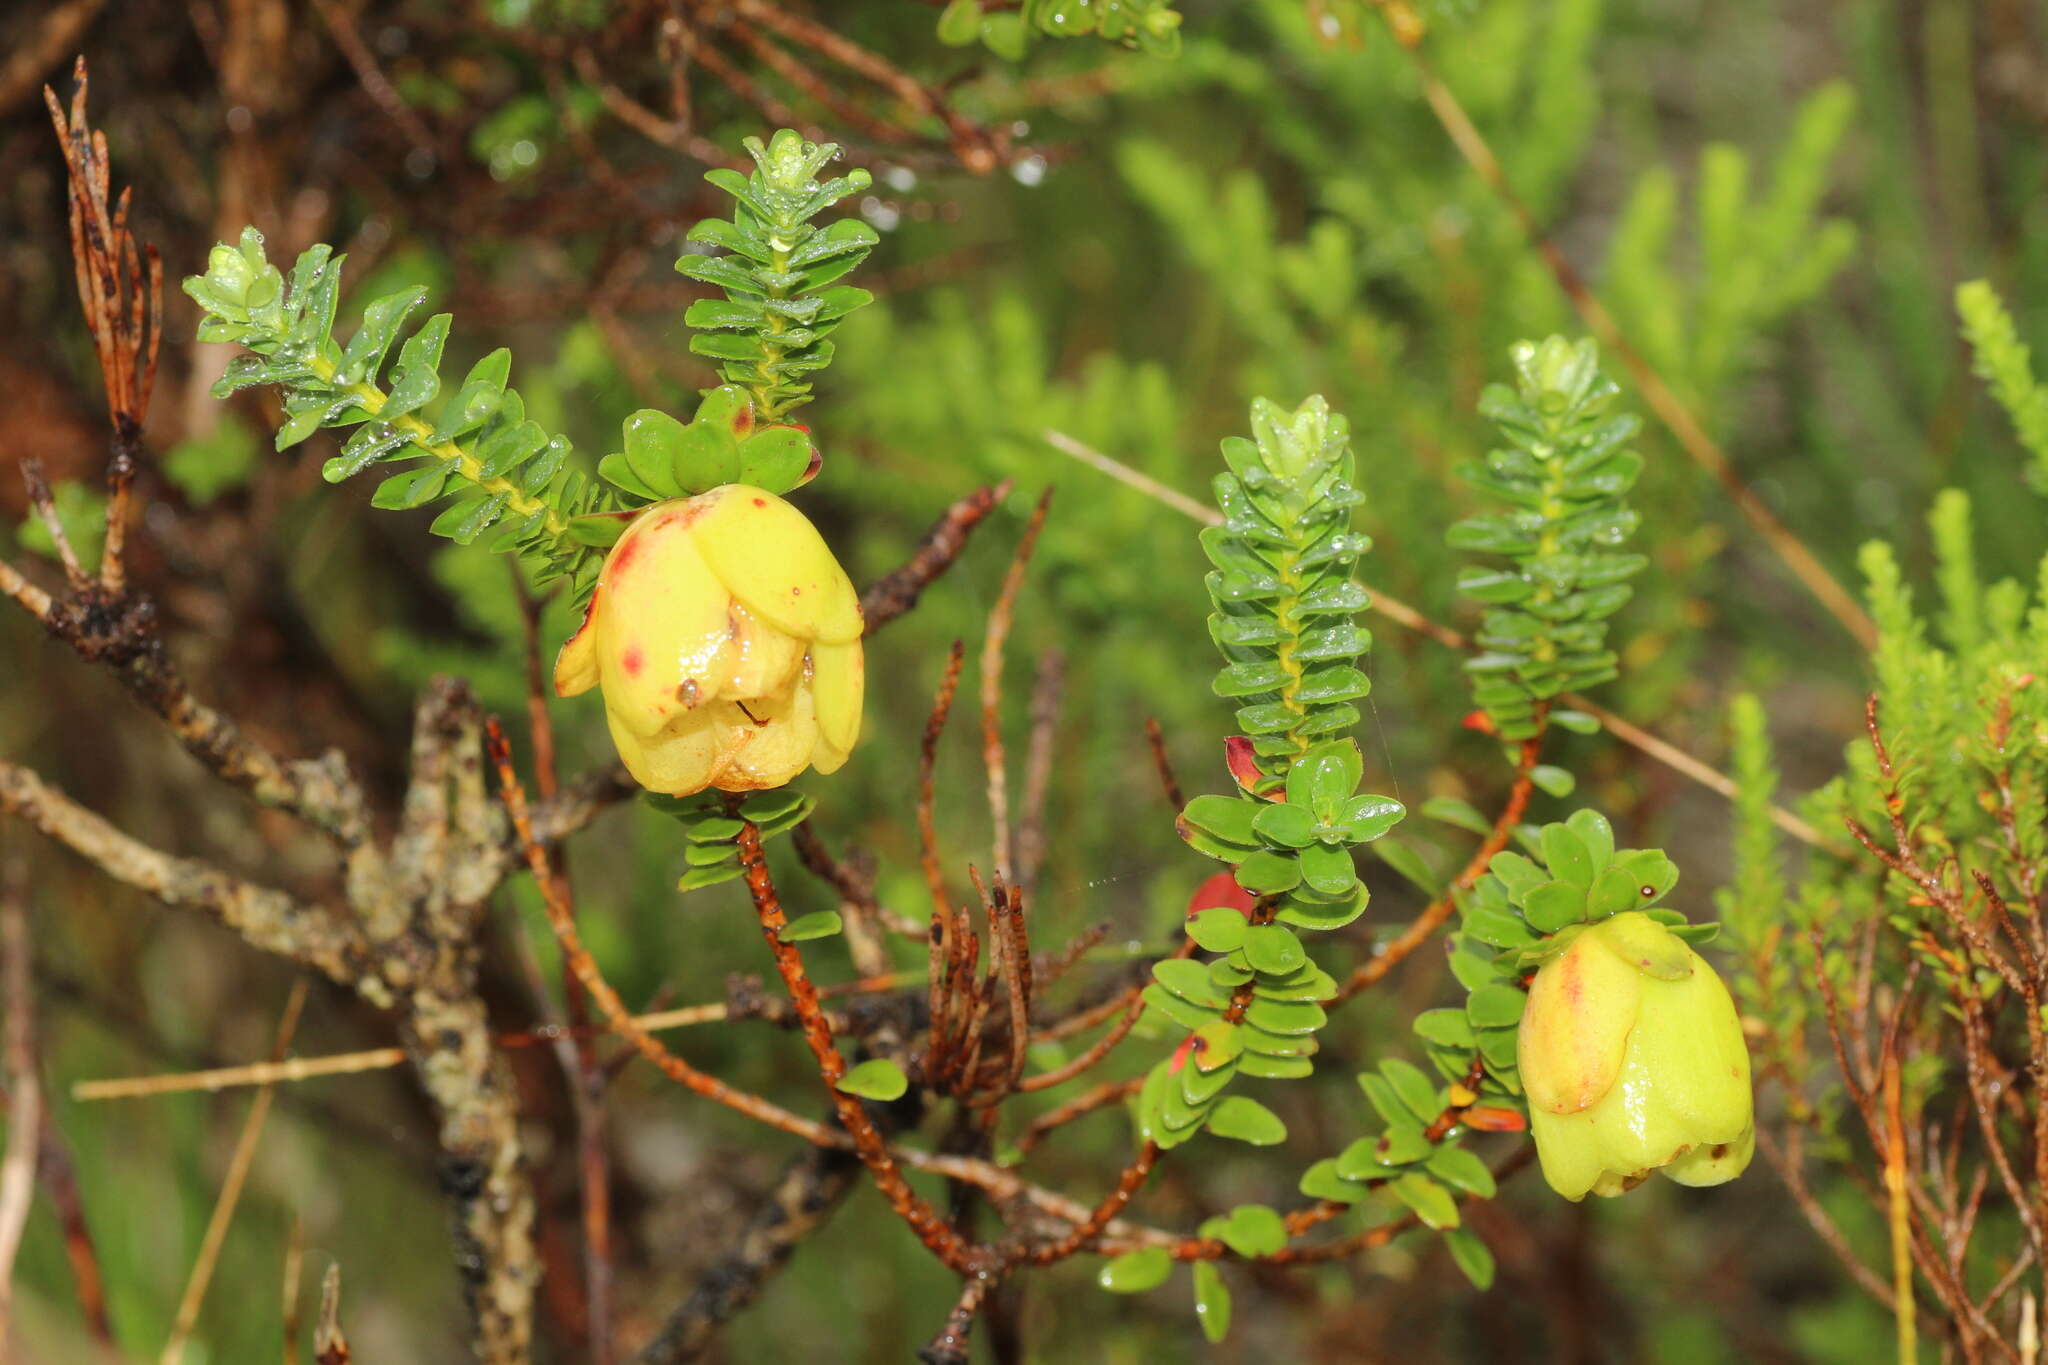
0 759 373 985
630 1142 863 1365
860 482 1013 636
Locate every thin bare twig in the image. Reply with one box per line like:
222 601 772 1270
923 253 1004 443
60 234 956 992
0 883 41 1333
1042 427 1830 847
314 1265 350 1365
981 489 1053 886
862 481 1013 636
161 981 309 1365
1364 2 1875 649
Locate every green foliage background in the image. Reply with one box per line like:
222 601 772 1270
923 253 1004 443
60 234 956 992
2 0 2045 1360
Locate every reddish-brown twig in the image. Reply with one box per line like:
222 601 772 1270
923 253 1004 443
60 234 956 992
731 817 978 1271
43 57 162 599
512 568 614 1365
1014 1077 1146 1156
489 721 842 1153
1143 717 1186 813
921 641 968 1078
862 482 1014 636
981 489 1053 885
1335 729 1545 1002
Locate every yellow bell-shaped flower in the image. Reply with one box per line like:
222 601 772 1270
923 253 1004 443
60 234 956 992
1517 912 1754 1200
554 486 863 795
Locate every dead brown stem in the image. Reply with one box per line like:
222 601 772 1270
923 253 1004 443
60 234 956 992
0 884 40 1333
861 482 1013 636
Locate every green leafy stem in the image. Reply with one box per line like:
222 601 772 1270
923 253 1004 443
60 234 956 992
676 129 879 423
185 229 611 595
1451 337 1646 740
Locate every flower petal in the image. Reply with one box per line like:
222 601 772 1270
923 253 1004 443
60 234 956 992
717 600 806 702
1519 930 1641 1116
1624 954 1752 1139
605 702 722 796
809 638 864 760
554 590 602 697
710 687 822 792
691 485 863 644
1661 1121 1754 1188
597 508 737 740
1527 1105 1609 1201
1580 1038 1699 1179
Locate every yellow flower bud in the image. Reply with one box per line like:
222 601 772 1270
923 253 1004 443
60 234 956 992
554 486 863 795
1517 912 1753 1200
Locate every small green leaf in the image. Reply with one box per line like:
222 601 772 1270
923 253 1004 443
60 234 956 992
1297 842 1357 897
1444 1227 1496 1289
620 409 690 496
1564 808 1615 868
737 425 814 492
1425 1145 1498 1198
778 911 843 943
676 862 744 892
1333 794 1406 842
1529 765 1576 798
1206 1204 1286 1258
1540 825 1594 887
836 1059 908 1101
1237 1051 1313 1080
1243 924 1306 975
1180 795 1260 847
1098 1246 1173 1294
1285 739 1362 815
1380 1058 1441 1121
1191 1260 1232 1342
1588 865 1643 916
1358 1071 1426 1126
1186 906 1250 952
1466 983 1527 1028
1521 880 1587 932
1412 1008 1475 1048
1143 986 1223 1032
1243 997 1326 1037
1613 848 1680 904
1300 1158 1374 1204
1420 797 1493 835
1252 802 1316 848
1154 959 1230 1008
1235 850 1302 895
1206 1096 1287 1145
1391 1173 1460 1230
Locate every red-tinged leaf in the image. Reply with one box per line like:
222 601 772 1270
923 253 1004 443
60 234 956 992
1224 736 1266 792
1170 1033 1197 1074
1463 1106 1527 1133
1462 709 1498 735
1188 870 1258 917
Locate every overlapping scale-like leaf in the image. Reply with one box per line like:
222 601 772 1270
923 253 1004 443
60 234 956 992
1452 337 1647 739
